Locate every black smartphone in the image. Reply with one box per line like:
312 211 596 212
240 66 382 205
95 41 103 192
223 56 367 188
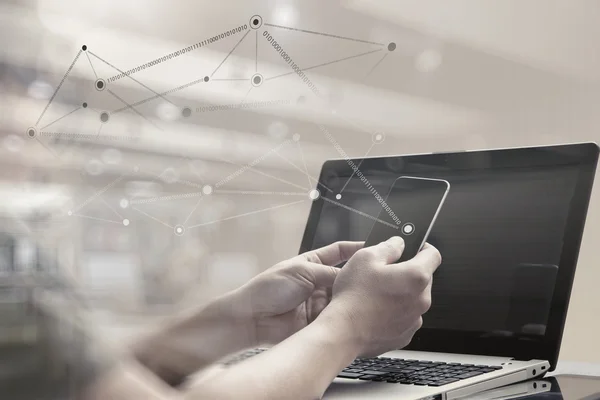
364 176 450 262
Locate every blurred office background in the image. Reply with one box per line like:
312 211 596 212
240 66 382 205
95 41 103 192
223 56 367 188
0 0 599 362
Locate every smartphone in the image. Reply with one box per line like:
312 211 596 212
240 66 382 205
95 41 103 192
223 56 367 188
364 176 450 262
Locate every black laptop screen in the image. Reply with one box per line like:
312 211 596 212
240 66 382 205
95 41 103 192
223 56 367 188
300 143 599 367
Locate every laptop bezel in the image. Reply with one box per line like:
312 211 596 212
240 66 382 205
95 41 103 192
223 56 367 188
298 142 599 371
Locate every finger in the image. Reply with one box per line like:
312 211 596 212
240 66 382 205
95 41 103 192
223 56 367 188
302 262 341 287
300 241 364 266
366 236 405 264
394 242 442 275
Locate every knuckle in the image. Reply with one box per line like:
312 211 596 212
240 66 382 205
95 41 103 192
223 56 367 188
405 267 431 289
417 296 432 314
356 247 377 262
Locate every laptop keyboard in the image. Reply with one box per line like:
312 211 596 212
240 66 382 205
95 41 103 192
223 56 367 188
224 348 503 387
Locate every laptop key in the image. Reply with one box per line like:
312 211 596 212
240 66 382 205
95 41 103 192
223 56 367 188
455 371 485 379
337 372 363 379
361 370 389 376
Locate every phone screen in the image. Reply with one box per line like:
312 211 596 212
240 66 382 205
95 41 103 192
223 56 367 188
365 176 449 262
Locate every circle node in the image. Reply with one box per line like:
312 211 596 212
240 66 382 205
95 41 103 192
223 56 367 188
182 107 192 118
202 185 213 195
309 189 321 201
26 127 37 139
292 133 300 142
95 78 106 91
82 102 88 108
82 45 87 51
174 225 185 236
372 132 386 144
119 199 129 209
387 42 397 52
204 76 210 82
123 219 130 226
100 112 110 123
251 73 263 87
249 15 263 29
335 194 342 200
401 223 415 236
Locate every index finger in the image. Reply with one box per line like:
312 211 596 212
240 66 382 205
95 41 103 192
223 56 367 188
299 241 364 266
394 243 442 275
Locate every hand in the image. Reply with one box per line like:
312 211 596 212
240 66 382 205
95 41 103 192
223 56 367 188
233 241 364 346
324 236 441 357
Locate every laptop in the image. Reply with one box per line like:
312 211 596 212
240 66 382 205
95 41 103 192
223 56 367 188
226 142 599 400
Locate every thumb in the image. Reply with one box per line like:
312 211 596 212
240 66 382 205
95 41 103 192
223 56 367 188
302 262 341 288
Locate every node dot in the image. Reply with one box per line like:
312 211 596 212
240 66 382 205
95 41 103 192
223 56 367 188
82 45 87 51
119 199 129 209
249 15 263 29
100 112 110 123
251 73 263 87
67 211 73 216
174 225 185 236
182 107 192 118
292 133 300 142
122 219 130 226
372 132 386 144
82 102 88 108
335 194 342 200
388 42 396 52
309 189 321 201
26 127 36 138
95 79 106 91
204 76 209 82
202 185 213 195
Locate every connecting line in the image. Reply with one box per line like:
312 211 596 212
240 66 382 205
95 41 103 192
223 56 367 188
187 199 306 229
111 77 207 114
107 89 164 132
35 49 83 126
264 23 385 46
214 190 307 196
322 197 399 230
295 141 312 188
35 137 62 160
211 30 250 77
97 196 123 220
70 214 122 225
266 48 383 81
129 192 203 205
85 52 98 79
39 106 81 131
71 175 127 214
132 207 174 229
272 149 333 193
215 139 291 188
88 51 176 106
183 195 204 226
340 143 374 193
239 86 253 106
363 53 388 82
255 31 258 72
211 78 249 81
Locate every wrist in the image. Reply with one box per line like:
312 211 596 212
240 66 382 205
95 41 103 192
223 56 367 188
312 300 363 360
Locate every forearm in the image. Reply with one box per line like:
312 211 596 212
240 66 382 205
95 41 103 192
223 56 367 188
132 289 256 386
184 306 359 400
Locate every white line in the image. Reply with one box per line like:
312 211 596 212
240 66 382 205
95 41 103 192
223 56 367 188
71 175 126 214
132 207 173 229
214 190 307 196
183 195 204 226
97 196 123 219
188 200 305 229
245 166 309 191
322 196 399 230
71 214 122 225
130 192 203 205
296 141 312 188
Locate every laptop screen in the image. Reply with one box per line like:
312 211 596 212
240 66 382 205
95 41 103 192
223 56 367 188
301 143 598 366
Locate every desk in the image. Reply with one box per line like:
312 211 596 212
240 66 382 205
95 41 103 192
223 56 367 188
552 361 600 376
